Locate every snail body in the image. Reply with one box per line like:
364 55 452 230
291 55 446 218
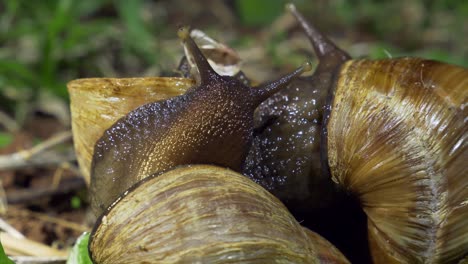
81 25 351 264
243 5 351 212
68 77 194 184
244 4 468 263
89 27 311 216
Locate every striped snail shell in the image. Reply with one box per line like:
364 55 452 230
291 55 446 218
89 165 349 264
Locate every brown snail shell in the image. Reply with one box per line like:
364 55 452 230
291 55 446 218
327 58 468 263
67 77 194 184
89 165 349 264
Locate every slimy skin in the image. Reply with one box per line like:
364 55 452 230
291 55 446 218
90 27 311 217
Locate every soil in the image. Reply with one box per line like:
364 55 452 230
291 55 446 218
1 114 90 252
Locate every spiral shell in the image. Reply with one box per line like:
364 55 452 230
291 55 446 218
89 165 349 264
327 58 468 263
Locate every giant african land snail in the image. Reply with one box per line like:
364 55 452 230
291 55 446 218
244 4 468 263
70 25 352 264
68 4 467 264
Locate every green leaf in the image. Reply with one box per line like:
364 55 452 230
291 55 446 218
0 239 15 264
67 232 92 264
0 132 13 148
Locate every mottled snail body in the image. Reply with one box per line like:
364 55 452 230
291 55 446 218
244 4 467 264
88 27 311 216
68 77 195 183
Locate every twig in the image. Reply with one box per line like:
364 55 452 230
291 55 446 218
0 218 25 239
20 131 72 159
1 232 68 257
50 162 82 189
9 256 66 264
60 163 81 178
51 166 65 189
0 180 7 213
0 131 75 171
0 151 76 171
7 207 90 233
0 110 19 133
6 177 86 205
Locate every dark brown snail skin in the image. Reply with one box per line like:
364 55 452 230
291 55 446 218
67 77 195 184
89 27 312 216
243 5 368 262
244 4 468 264
243 4 350 211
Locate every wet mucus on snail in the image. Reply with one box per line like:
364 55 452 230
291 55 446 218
243 4 467 264
89 26 312 217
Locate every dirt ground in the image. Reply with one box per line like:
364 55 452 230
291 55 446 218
1 115 89 254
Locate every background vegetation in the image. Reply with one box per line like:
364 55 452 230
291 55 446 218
0 0 466 135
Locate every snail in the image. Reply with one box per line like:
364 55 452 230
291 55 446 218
87 27 312 217
76 27 350 263
67 5 468 264
89 165 350 263
243 4 468 264
68 29 248 186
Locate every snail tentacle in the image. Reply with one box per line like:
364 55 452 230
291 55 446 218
286 3 350 71
178 26 218 84
254 61 312 104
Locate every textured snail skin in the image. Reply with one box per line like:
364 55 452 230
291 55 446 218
89 27 311 217
328 58 468 263
243 5 370 262
89 165 350 264
68 77 194 184
243 4 350 211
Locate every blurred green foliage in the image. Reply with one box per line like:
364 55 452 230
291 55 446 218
0 0 466 128
0 132 13 148
235 0 285 26
292 0 467 65
0 0 163 126
1 0 112 99
71 195 82 209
